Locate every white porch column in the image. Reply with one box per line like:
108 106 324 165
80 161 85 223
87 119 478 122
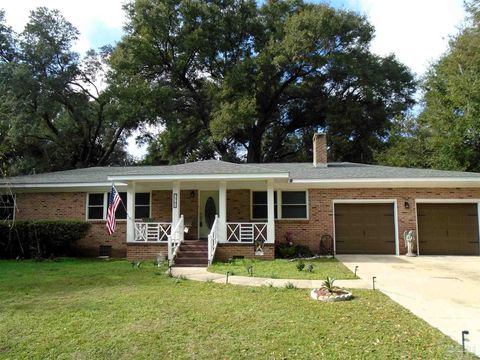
126 181 136 242
172 181 181 226
267 179 275 243
219 181 227 242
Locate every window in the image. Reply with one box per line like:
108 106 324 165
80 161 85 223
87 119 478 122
251 190 308 220
0 195 15 220
87 192 150 220
135 193 151 219
87 193 104 220
281 191 307 219
252 191 278 219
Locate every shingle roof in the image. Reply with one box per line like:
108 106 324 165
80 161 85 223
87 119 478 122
1 160 480 186
258 162 480 180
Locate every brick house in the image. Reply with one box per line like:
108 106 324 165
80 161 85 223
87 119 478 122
2 133 480 265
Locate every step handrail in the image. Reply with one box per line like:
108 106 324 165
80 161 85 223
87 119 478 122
168 215 184 266
207 215 219 266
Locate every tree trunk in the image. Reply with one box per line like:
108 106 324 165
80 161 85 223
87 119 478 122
246 131 263 163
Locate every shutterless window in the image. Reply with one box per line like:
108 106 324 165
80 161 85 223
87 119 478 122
0 195 15 220
252 191 278 219
87 193 104 220
135 193 150 219
281 191 307 219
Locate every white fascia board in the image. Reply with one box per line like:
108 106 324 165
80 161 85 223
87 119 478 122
2 182 127 189
291 178 480 187
107 173 290 181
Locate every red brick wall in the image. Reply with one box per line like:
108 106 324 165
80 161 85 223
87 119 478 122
313 133 328 165
15 192 85 219
227 189 250 221
151 190 198 239
215 244 274 261
13 187 480 259
126 243 168 261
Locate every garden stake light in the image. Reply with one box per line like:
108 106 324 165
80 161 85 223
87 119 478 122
372 276 376 290
462 330 469 354
226 271 231 284
354 266 358 277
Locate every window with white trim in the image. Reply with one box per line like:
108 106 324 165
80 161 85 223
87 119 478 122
0 194 15 220
281 191 307 219
87 192 150 220
251 191 278 219
251 190 308 220
87 193 104 220
135 193 151 219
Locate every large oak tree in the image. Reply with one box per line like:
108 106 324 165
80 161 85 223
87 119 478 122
0 8 137 175
113 0 415 164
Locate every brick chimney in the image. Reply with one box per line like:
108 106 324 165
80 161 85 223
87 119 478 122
313 133 327 167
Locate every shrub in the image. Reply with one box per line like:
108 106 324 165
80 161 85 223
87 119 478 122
294 245 314 257
0 220 91 259
275 243 314 259
296 260 305 272
285 282 296 289
275 243 297 258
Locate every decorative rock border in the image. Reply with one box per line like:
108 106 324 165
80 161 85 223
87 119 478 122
310 288 353 302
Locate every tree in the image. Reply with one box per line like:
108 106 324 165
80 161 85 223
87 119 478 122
112 0 415 164
378 1 480 171
0 8 135 175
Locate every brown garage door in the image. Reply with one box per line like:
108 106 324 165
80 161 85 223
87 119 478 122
417 204 479 255
335 203 396 254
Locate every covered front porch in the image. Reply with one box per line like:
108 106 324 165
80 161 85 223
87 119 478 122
109 173 285 265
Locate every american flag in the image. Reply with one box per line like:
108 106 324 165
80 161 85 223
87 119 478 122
106 185 121 235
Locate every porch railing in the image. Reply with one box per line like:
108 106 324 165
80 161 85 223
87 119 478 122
207 215 219 265
226 222 267 243
168 215 184 265
134 222 171 242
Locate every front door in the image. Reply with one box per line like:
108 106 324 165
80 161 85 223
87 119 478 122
199 191 219 239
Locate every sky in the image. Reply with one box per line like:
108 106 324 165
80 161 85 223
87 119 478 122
0 0 467 158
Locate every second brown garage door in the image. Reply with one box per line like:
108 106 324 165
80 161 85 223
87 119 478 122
417 203 479 255
334 203 396 254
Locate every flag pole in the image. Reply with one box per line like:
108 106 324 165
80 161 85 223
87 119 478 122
112 182 133 220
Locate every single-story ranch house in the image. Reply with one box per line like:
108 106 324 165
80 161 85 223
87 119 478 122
1 134 480 265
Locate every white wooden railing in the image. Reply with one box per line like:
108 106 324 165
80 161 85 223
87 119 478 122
134 222 171 242
207 215 219 265
226 222 268 243
168 215 184 265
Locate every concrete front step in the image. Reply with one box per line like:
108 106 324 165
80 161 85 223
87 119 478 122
179 246 208 251
177 252 208 259
174 259 208 266
174 240 208 266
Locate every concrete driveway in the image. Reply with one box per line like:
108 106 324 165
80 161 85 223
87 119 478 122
337 255 480 356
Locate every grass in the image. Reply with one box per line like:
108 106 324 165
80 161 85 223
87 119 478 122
0 259 476 359
208 257 355 280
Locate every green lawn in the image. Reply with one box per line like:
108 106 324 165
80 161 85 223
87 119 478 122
0 259 475 359
208 258 355 280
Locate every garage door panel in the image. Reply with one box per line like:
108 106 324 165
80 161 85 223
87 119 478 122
335 203 395 254
417 203 479 255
